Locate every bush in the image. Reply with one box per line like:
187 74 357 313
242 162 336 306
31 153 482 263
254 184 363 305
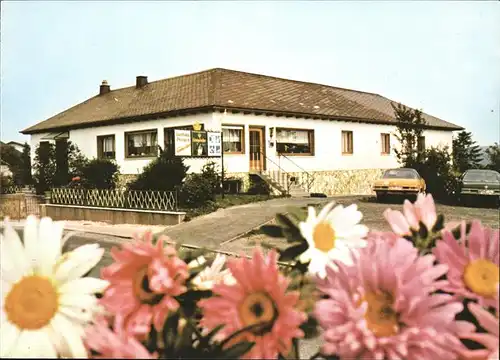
179 161 221 208
180 174 216 209
1 175 14 193
247 174 271 195
413 146 459 203
128 151 189 191
80 159 120 189
201 161 222 194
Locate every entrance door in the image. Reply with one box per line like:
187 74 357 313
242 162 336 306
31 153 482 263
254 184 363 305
249 128 264 171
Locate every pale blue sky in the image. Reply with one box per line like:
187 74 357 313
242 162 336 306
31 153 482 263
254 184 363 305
1 1 499 146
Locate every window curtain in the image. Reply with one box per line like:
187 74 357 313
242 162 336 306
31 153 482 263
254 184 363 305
103 138 113 152
276 130 309 144
223 128 241 142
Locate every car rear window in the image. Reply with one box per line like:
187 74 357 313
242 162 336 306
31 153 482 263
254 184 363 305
382 169 418 179
463 171 500 182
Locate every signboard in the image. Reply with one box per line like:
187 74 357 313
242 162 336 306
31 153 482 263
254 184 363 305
207 132 222 157
191 131 208 156
174 130 192 156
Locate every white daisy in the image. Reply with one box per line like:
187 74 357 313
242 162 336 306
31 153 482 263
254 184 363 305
298 201 369 278
1 216 108 358
189 254 236 290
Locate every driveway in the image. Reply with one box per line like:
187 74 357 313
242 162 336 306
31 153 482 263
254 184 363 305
161 196 356 248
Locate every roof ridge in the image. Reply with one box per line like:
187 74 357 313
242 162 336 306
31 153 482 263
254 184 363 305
214 67 383 97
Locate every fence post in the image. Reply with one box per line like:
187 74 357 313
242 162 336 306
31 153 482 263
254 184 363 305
44 190 51 204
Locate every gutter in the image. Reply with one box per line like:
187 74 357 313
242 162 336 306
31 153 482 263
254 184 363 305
20 105 464 135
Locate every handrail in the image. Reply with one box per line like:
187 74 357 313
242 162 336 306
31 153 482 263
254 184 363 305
249 151 292 194
277 153 316 193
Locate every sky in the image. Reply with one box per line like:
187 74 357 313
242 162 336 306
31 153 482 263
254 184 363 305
1 1 499 146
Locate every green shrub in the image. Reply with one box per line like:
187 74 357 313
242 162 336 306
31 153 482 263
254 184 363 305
81 159 119 189
201 161 222 194
179 174 216 208
247 174 271 195
179 161 221 208
128 151 189 191
0 175 14 193
414 146 459 203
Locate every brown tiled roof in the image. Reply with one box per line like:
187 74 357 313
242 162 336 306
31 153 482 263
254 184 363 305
21 68 463 134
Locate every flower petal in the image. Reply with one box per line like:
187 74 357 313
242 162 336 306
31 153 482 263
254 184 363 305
0 319 21 357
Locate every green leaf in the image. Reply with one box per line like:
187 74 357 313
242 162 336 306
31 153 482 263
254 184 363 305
418 221 429 239
300 315 320 339
221 341 255 359
432 214 445 232
260 224 285 238
276 213 297 229
162 312 180 350
279 242 309 262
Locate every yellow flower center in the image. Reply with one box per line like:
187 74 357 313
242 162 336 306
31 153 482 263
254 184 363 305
132 267 164 304
361 291 399 338
238 292 277 334
313 222 335 252
4 275 59 330
463 259 499 298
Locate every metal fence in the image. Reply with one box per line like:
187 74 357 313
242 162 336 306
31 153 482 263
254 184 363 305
0 186 24 194
50 188 178 211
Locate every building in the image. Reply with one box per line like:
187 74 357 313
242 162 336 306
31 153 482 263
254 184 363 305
6 141 25 153
21 68 463 195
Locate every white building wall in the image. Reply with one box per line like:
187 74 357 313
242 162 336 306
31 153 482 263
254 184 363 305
217 112 455 173
29 112 456 175
30 114 222 175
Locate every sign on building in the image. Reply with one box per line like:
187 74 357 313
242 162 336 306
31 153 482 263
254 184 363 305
191 131 208 156
207 132 222 157
174 130 192 156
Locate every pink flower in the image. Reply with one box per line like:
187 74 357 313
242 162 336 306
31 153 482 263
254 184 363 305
433 220 499 308
366 230 402 246
383 193 438 236
85 315 157 359
460 287 499 360
314 237 475 360
198 248 307 359
99 231 189 335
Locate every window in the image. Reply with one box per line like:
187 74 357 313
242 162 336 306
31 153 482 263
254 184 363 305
342 131 353 154
164 126 195 155
417 136 426 152
276 128 314 155
97 135 115 159
125 130 158 158
222 125 245 153
381 133 390 155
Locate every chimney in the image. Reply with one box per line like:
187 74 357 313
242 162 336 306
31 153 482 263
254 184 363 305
136 75 148 88
99 80 110 95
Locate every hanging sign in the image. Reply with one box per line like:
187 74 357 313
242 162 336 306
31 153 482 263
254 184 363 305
207 132 222 157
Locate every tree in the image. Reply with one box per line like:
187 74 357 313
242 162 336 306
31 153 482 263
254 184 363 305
0 143 23 185
452 131 483 173
485 143 500 172
21 143 33 185
33 142 57 193
391 103 427 167
33 141 88 193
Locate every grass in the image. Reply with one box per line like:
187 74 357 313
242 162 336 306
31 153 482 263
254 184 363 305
183 193 283 221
